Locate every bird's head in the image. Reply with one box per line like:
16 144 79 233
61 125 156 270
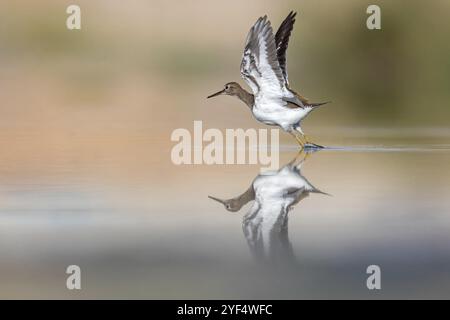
208 195 243 212
207 82 242 99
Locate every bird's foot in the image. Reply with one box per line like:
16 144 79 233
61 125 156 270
304 142 324 150
291 132 324 150
302 136 324 152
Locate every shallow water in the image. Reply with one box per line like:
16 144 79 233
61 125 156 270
0 130 449 299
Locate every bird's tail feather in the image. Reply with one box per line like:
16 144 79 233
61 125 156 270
308 101 331 108
310 188 331 196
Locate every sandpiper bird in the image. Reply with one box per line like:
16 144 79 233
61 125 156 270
207 11 329 147
209 152 329 261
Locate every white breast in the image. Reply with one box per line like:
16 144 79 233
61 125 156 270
252 95 311 131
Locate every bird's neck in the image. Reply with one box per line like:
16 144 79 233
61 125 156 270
236 88 254 109
236 185 255 206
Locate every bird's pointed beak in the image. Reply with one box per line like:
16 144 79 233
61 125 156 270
208 195 226 205
207 89 225 99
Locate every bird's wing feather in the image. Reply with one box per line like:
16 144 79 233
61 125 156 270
275 11 297 85
274 11 311 109
240 15 286 96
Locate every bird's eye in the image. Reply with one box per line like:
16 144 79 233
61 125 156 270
225 85 229 90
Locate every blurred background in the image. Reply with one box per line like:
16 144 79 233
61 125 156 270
0 0 449 299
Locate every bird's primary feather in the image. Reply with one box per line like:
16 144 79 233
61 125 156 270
273 11 321 108
274 11 297 85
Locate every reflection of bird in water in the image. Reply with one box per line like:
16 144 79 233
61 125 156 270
209 152 329 262
207 11 329 148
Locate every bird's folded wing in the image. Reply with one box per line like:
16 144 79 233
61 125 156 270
240 15 286 97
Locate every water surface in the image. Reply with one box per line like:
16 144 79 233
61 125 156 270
0 129 449 299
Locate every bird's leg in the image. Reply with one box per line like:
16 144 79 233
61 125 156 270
296 127 322 149
298 133 311 148
295 127 307 145
303 134 324 149
289 131 304 148
303 134 316 145
302 134 310 145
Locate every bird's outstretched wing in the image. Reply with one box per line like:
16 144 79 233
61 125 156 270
240 15 286 96
274 12 318 108
275 11 297 85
